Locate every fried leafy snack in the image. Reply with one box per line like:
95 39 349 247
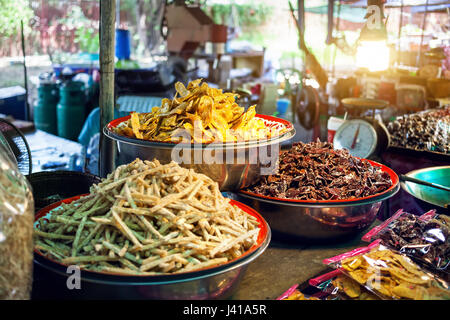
309 269 380 300
34 159 260 275
332 275 380 300
340 246 450 300
115 79 280 143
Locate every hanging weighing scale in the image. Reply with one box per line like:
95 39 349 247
333 98 390 159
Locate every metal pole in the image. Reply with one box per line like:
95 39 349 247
397 0 403 66
20 20 30 121
297 0 305 37
99 0 116 177
326 0 334 45
116 0 120 26
332 0 342 78
417 0 429 68
297 0 305 76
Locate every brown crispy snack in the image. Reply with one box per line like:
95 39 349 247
246 140 392 201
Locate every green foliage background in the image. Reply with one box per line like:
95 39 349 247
0 0 33 36
58 6 99 54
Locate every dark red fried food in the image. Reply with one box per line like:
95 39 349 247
387 106 450 154
378 213 449 274
247 140 392 201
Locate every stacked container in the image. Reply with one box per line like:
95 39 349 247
56 80 86 141
34 77 59 135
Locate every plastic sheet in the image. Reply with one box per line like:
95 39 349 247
0 144 34 299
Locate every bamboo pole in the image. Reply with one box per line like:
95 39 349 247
99 0 116 177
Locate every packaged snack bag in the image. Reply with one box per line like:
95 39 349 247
362 209 449 280
323 241 450 300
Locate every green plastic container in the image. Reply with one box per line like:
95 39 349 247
34 83 59 134
56 81 86 140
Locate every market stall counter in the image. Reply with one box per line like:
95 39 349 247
234 236 367 300
26 80 448 301
32 231 368 300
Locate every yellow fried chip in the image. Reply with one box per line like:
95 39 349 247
187 78 202 89
336 276 361 298
130 112 143 139
392 282 425 300
175 82 190 98
340 246 450 300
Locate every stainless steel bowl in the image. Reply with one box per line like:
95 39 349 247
236 194 389 242
236 160 400 242
34 242 269 300
103 115 295 191
33 198 271 300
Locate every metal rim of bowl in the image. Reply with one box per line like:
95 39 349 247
103 114 296 150
33 196 271 286
238 159 400 207
400 165 450 209
27 170 101 181
238 183 399 208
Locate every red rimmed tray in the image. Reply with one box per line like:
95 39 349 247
34 194 270 280
239 158 399 205
105 113 295 146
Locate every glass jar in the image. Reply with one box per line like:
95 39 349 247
0 143 34 299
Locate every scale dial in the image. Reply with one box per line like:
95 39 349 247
333 119 378 158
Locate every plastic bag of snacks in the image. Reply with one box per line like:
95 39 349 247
276 284 322 300
362 209 449 280
309 269 380 300
0 144 34 299
323 240 450 300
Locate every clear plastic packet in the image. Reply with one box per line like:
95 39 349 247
309 269 380 300
0 144 34 299
362 209 449 279
276 283 326 300
323 240 450 300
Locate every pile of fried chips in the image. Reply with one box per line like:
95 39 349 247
115 79 281 143
340 247 450 300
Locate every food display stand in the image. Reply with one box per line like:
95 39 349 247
27 77 448 301
0 0 449 306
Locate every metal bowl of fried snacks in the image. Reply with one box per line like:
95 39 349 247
237 159 399 242
33 159 271 300
104 114 295 191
